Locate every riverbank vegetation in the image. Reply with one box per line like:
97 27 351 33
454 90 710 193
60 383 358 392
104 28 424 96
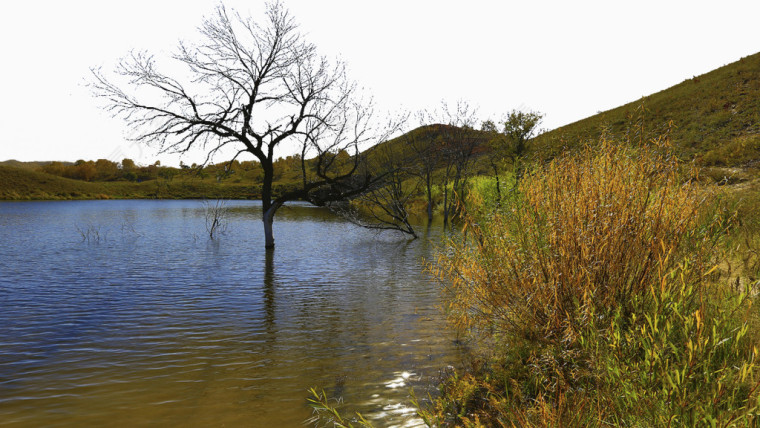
421 132 760 426
304 52 760 425
307 127 760 426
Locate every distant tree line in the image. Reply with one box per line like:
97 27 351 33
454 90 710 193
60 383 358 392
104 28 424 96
36 157 315 184
40 158 175 182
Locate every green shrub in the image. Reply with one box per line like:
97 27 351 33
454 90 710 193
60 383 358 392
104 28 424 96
702 134 760 167
425 134 760 426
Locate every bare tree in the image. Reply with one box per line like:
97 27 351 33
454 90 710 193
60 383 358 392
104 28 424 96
481 119 505 204
203 199 228 239
91 2 396 249
330 139 420 237
430 101 480 226
405 112 444 223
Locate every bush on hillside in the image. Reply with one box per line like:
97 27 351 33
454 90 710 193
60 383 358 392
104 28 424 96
425 135 760 426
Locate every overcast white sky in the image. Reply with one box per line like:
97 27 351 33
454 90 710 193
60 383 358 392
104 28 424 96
1 0 758 166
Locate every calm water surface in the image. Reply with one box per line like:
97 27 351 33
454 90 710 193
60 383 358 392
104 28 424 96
0 200 461 427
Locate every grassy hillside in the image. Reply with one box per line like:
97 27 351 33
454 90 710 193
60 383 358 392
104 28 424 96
532 52 760 168
0 165 261 200
0 160 70 170
0 166 106 199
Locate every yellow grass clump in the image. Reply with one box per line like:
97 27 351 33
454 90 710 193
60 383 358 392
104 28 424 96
424 134 760 426
435 134 706 341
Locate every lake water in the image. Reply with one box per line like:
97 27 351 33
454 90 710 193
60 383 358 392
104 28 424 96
0 200 461 427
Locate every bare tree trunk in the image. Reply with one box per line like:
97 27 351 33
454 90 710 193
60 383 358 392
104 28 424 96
442 184 449 226
513 157 524 188
261 162 278 249
263 211 275 249
426 174 433 223
263 201 285 249
492 163 501 206
450 168 462 222
441 161 455 227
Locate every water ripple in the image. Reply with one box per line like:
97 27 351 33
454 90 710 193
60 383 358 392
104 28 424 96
0 200 459 427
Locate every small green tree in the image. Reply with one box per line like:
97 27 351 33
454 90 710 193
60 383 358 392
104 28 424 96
95 159 119 181
503 110 543 157
482 110 543 204
499 110 543 185
481 119 505 203
121 158 136 171
74 160 98 181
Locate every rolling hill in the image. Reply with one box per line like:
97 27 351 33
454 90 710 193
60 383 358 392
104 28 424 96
0 165 260 200
531 51 760 168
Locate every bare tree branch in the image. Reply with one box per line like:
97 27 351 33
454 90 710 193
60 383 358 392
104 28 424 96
90 1 403 248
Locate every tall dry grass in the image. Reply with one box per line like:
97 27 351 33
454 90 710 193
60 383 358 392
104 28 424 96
434 135 707 341
426 134 760 426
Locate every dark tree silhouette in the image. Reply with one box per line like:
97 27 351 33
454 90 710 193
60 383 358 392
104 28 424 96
405 114 444 223
329 139 420 238
431 101 479 226
92 2 397 248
